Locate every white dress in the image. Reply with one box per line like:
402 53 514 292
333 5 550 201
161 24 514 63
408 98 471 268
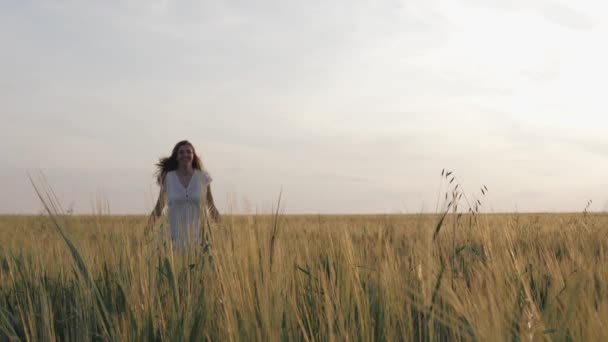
163 169 213 249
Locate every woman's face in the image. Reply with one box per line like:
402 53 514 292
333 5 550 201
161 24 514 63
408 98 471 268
177 144 194 168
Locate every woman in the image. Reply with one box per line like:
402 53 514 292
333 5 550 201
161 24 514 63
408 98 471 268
147 140 220 249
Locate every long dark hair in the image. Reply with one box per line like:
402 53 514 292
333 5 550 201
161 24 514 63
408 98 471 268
155 140 203 185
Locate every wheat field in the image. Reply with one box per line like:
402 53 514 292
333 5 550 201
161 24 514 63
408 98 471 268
0 175 606 341
1 206 608 341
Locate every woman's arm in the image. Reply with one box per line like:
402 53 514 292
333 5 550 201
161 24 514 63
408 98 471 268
147 186 165 230
206 185 220 222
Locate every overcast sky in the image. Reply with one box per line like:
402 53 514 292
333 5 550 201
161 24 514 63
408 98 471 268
2 0 608 214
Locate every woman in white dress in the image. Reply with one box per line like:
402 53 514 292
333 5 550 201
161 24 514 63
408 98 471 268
147 140 220 249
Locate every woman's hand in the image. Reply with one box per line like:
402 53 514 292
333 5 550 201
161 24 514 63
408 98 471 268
146 187 165 237
209 205 221 222
207 185 221 222
144 213 156 237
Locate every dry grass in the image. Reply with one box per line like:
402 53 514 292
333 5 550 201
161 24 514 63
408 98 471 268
1 210 608 341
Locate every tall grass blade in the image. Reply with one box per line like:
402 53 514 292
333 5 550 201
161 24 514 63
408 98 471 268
433 210 449 241
270 188 283 270
28 172 114 340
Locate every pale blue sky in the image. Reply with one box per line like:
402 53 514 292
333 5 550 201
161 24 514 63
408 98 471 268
2 0 608 214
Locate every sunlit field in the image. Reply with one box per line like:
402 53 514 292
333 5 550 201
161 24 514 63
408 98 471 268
2 209 608 341
0 175 607 341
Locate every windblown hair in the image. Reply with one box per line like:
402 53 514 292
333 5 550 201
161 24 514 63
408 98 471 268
155 140 203 186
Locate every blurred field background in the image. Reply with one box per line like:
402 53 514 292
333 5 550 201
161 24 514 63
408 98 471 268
1 209 608 341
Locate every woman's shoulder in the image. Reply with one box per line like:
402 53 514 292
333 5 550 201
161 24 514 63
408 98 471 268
197 168 212 183
163 170 175 180
162 170 176 186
